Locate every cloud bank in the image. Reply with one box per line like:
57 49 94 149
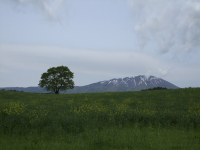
129 0 200 54
0 44 171 84
0 44 167 75
1 44 199 87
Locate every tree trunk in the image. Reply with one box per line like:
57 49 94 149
55 90 59 94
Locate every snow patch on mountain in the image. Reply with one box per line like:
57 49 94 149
99 75 178 90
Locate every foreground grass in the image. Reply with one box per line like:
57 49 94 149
1 125 200 150
0 88 200 149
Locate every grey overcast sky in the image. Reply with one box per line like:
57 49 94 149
0 0 200 88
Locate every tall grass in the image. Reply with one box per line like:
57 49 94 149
0 88 200 149
1 125 200 150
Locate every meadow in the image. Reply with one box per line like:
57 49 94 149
0 88 200 150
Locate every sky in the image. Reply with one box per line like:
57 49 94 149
0 0 200 88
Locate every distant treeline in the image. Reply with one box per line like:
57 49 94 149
141 87 198 91
141 87 168 91
1 89 24 92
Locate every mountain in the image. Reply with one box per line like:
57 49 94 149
66 75 179 93
0 86 47 93
0 75 179 93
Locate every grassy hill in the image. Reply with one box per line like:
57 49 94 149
0 88 200 149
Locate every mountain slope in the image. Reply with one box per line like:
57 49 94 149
66 75 179 93
0 87 47 93
0 75 179 93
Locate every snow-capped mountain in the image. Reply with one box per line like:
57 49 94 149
66 75 179 93
100 75 178 89
0 75 179 93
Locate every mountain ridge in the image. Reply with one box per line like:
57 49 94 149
66 75 179 93
0 75 179 93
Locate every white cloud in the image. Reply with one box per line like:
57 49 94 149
4 0 67 21
158 68 171 77
129 0 200 54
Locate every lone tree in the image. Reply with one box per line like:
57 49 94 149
38 66 74 94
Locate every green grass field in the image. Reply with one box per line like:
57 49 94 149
0 88 200 150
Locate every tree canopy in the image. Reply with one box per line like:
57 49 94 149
38 66 74 94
